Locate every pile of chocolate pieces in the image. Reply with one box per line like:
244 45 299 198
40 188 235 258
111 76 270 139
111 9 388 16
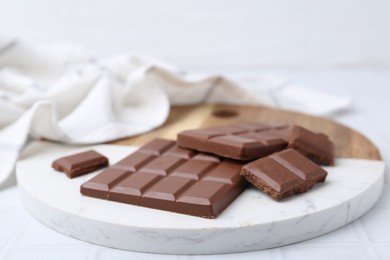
52 123 334 219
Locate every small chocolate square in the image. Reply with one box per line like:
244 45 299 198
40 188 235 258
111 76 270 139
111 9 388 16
241 149 327 201
52 150 109 178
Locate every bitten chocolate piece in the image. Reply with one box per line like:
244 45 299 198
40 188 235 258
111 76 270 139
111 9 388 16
177 123 291 160
241 149 327 201
80 139 247 218
288 125 335 165
52 150 109 178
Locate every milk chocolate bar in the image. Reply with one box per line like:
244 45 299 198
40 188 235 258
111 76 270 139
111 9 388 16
52 150 109 178
177 123 291 160
241 148 327 201
288 125 334 165
80 139 247 218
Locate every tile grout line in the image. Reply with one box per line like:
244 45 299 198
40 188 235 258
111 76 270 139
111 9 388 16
2 211 31 257
352 219 380 260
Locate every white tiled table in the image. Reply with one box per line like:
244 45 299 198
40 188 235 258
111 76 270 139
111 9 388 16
0 68 389 260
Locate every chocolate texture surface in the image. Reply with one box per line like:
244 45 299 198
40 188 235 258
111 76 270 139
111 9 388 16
177 123 291 160
52 150 109 178
241 148 327 201
80 139 247 218
288 125 335 165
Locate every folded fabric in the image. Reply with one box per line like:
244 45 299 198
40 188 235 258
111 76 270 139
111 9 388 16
0 38 352 185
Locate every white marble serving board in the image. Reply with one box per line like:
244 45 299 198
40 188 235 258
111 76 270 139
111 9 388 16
16 141 385 254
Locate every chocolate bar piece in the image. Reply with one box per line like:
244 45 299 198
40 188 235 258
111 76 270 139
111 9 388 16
80 139 247 218
241 149 327 201
52 150 109 178
288 125 334 165
177 123 291 160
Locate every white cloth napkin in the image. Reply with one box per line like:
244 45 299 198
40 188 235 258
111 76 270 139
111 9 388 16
0 38 352 185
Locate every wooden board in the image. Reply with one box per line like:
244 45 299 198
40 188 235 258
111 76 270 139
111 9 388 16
113 105 381 161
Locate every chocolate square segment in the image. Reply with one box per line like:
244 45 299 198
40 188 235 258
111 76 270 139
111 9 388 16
288 125 335 165
164 144 196 159
241 149 327 201
177 181 240 217
177 123 291 160
171 160 217 180
139 139 175 155
111 172 161 197
192 153 221 162
140 156 185 175
203 161 243 185
52 150 108 178
143 176 194 201
207 135 262 160
81 168 129 199
80 138 247 218
113 152 155 172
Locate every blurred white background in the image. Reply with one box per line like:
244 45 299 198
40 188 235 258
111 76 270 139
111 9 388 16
1 0 389 69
